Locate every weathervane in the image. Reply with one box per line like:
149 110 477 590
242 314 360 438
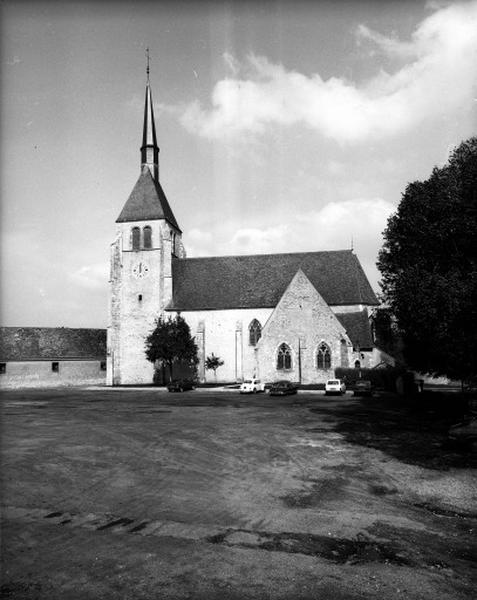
146 47 150 82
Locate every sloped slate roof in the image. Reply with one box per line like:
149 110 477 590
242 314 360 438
168 250 378 311
335 311 374 348
0 327 106 361
116 167 181 231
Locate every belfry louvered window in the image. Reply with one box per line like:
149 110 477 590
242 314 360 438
132 227 141 251
249 319 262 346
317 343 331 369
277 343 292 370
143 226 152 249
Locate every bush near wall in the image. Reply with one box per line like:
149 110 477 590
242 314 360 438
335 367 409 392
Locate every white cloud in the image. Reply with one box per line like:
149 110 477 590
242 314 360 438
69 262 109 290
223 51 240 76
6 55 21 66
181 2 477 143
185 228 214 256
356 24 417 59
228 225 289 255
185 198 395 290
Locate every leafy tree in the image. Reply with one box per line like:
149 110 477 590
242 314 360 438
205 353 224 382
377 137 477 384
371 307 404 363
145 314 198 382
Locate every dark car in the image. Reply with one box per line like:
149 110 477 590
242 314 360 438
449 417 477 450
353 379 373 396
167 379 194 392
269 380 298 396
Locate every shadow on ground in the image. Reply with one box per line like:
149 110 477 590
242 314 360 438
310 392 477 470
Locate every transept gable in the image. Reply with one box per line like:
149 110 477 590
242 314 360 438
258 269 349 346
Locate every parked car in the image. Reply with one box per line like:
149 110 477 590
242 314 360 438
240 378 265 394
269 380 298 396
324 379 346 395
448 417 477 450
353 379 373 396
167 379 194 392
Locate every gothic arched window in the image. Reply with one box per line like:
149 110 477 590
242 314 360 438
132 227 141 251
317 343 331 370
249 319 262 346
143 226 152 249
277 343 292 370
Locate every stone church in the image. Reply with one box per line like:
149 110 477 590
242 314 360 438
107 77 380 386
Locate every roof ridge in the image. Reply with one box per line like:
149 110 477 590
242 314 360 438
174 249 354 262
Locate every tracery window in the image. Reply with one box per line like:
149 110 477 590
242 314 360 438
132 227 141 251
277 343 292 370
249 319 262 346
317 343 331 370
143 226 152 249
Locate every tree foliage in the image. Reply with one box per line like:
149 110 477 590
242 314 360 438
377 137 477 381
145 314 198 381
205 353 224 381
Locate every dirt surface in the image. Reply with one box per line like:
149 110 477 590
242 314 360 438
1 387 476 599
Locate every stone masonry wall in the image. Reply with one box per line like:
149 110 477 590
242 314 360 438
108 220 181 385
256 270 353 384
176 308 272 383
0 361 106 388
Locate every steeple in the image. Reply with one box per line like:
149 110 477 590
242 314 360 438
141 48 159 182
116 52 180 231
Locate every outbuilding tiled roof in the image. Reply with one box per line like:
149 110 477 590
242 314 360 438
335 311 374 349
168 250 378 311
116 167 181 231
0 327 107 361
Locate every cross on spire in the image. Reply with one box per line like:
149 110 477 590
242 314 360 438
146 47 150 82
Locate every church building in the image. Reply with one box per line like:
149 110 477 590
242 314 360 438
107 76 380 386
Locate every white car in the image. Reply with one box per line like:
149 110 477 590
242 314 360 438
240 378 265 394
324 379 346 395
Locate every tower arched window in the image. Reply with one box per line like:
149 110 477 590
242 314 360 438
249 319 262 346
277 343 292 370
317 343 331 370
143 226 152 249
132 227 141 251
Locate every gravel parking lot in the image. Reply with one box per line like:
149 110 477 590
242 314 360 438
1 387 476 599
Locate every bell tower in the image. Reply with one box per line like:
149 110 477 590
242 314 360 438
107 56 185 385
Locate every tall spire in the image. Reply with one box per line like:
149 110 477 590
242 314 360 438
141 48 159 182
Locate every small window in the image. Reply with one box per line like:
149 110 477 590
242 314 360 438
354 360 361 369
0 363 6 374
100 361 107 371
249 319 262 346
277 343 292 370
52 362 59 373
143 226 152 249
138 294 143 301
132 227 141 251
317 343 331 370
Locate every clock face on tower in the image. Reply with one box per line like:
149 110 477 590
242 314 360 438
132 261 149 278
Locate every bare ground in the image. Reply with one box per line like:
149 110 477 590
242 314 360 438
1 387 476 599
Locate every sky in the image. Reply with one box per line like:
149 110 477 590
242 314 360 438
1 0 476 329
